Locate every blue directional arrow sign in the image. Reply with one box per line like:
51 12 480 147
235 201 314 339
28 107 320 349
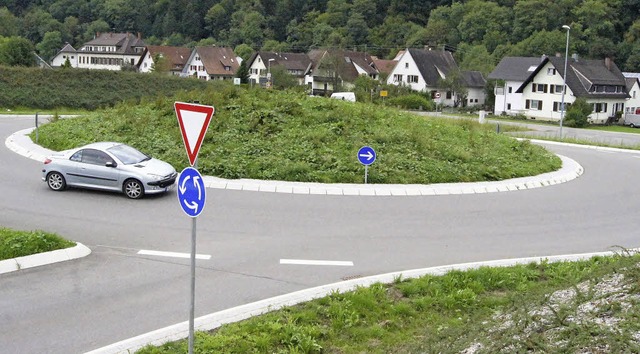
357 146 376 166
177 167 206 218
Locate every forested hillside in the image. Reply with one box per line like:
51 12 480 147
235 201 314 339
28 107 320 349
1 0 640 73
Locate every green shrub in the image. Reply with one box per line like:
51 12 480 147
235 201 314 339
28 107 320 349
0 228 75 260
387 94 434 110
563 98 591 128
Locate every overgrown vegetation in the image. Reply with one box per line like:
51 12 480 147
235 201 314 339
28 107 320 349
0 227 75 260
563 98 592 128
0 66 210 110
138 252 640 353
32 84 561 184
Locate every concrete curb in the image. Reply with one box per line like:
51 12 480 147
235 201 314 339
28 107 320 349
6 128 585 196
86 247 639 354
0 242 91 275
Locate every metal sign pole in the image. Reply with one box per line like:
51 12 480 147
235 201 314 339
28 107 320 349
35 113 39 143
364 165 368 184
188 216 196 354
188 159 198 354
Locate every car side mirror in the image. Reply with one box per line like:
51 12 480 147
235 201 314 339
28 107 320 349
105 161 117 168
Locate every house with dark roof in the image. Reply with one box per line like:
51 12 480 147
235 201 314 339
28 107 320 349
305 49 379 96
50 43 78 67
51 32 146 70
461 71 487 107
182 46 240 80
488 56 546 115
623 73 640 120
516 55 629 123
246 52 312 87
138 45 192 75
386 48 486 107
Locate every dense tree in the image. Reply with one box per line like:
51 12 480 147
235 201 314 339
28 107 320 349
235 59 250 83
512 0 566 42
457 43 495 75
457 0 512 46
3 0 640 72
0 7 19 37
36 30 63 60
270 64 299 89
234 43 254 61
0 36 35 66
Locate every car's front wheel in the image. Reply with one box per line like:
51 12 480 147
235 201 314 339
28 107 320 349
123 179 144 199
47 172 66 191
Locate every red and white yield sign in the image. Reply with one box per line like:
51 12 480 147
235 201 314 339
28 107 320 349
175 102 215 166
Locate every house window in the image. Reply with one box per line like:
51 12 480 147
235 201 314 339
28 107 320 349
407 75 418 83
634 91 637 99
195 56 200 61
405 63 409 69
552 101 569 112
550 85 564 94
547 68 556 75
507 103 511 110
525 99 543 110
532 83 548 93
446 91 452 99
393 74 403 82
508 86 513 93
593 103 607 113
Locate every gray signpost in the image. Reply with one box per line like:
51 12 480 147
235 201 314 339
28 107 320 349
357 146 376 183
175 102 215 354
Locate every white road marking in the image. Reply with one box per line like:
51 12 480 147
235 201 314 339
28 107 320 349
138 250 211 260
280 259 354 266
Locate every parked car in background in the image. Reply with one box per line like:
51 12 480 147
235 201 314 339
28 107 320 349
330 92 356 102
42 142 177 199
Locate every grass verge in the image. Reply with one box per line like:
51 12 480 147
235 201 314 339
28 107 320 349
0 227 75 260
138 251 640 353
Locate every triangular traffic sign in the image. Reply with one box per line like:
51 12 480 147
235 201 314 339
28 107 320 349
175 102 215 166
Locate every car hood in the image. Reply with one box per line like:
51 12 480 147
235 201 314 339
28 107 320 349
126 158 176 176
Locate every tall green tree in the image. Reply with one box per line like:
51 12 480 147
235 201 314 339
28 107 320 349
0 36 35 66
0 7 18 37
236 60 250 83
36 31 63 61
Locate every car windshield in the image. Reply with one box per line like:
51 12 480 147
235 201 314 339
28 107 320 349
107 144 151 165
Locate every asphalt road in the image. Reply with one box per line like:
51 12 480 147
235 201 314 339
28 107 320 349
2 115 640 353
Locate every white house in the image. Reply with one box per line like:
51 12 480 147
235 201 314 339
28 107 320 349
305 49 378 96
516 55 628 124
51 32 146 70
181 46 240 80
50 43 78 67
488 56 545 115
137 45 191 75
386 48 485 107
246 52 312 87
623 73 640 118
461 71 487 107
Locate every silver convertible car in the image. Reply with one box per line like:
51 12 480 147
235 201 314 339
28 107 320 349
42 142 177 199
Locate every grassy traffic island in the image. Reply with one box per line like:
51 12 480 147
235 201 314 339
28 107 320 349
137 252 640 353
0 227 75 261
32 85 561 184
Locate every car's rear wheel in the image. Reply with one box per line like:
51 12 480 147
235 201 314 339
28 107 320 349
631 123 636 128
47 172 66 191
123 179 144 199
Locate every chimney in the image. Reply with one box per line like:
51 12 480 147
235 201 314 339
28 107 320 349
605 57 612 71
137 32 141 39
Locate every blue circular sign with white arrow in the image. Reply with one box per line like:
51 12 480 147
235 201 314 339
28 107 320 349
357 146 376 166
177 167 206 218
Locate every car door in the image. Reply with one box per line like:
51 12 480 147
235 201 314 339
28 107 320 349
74 149 121 190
